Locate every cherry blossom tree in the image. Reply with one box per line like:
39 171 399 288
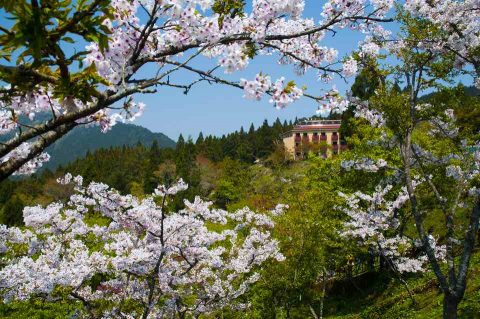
0 175 286 318
0 0 395 181
342 89 479 319
403 0 480 82
335 5 480 317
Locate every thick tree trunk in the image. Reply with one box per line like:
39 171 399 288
443 295 459 319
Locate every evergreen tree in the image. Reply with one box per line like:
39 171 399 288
176 134 185 150
1 195 24 226
248 123 255 135
175 137 198 186
340 67 382 140
143 141 164 193
149 140 162 164
196 132 204 145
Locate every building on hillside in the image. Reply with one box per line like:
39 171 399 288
282 120 346 160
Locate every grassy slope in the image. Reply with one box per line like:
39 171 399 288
325 252 480 319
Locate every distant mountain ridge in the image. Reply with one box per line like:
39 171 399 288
42 123 175 170
420 85 480 100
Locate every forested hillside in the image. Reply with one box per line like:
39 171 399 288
42 123 176 170
23 115 298 173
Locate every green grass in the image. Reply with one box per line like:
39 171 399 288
0 299 81 319
324 252 480 319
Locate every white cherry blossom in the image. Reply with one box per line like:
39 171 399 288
0 176 285 318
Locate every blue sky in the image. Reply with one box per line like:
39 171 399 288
135 1 365 140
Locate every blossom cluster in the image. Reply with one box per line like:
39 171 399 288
352 98 386 127
339 181 446 273
269 77 304 108
444 141 480 187
323 0 394 27
359 39 381 58
0 142 50 176
240 74 272 101
412 139 479 196
0 176 285 317
87 100 146 133
341 157 388 172
240 75 303 108
429 109 459 138
0 91 145 174
0 88 62 137
342 57 359 77
318 86 350 116
404 0 480 72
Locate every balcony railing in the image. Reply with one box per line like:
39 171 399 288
299 120 341 126
320 135 327 141
332 134 339 142
294 135 301 142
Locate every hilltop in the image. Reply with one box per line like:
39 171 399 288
43 123 176 170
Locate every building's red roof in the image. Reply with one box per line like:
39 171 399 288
292 124 341 131
281 121 341 138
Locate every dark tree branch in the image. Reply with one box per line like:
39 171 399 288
0 123 77 184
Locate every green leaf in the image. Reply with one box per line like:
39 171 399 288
61 36 75 43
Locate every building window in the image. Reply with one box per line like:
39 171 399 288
332 132 338 141
333 141 338 145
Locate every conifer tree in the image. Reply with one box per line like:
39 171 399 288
196 132 205 145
